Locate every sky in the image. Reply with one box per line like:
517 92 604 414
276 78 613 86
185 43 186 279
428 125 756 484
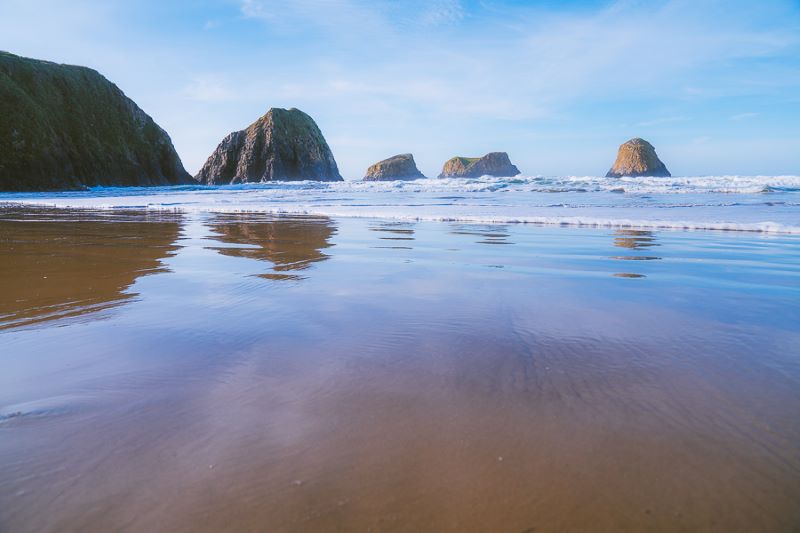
2 0 799 178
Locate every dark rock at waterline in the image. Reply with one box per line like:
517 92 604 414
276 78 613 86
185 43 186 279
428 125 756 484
363 153 425 181
438 152 520 178
196 108 343 184
0 51 192 191
606 138 670 177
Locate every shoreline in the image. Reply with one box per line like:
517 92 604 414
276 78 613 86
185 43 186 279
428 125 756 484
2 201 799 234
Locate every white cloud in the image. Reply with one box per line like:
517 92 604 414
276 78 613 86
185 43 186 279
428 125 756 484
3 0 799 175
418 0 465 27
637 117 689 127
182 75 234 102
731 112 760 120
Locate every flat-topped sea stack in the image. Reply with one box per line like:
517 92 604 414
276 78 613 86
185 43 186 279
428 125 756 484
606 138 670 177
363 153 425 181
0 51 192 191
196 108 342 184
438 152 520 178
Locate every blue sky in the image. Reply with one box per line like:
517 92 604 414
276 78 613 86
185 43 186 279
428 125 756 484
3 0 799 177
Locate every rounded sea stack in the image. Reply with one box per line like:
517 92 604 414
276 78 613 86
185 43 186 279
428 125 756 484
606 138 670 177
363 153 425 181
438 152 520 178
196 107 342 184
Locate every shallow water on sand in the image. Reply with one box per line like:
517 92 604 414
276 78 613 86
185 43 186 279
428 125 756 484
1 209 799 531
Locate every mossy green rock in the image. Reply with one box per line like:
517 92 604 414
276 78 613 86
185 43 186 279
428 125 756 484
606 138 670 177
0 51 192 191
196 108 343 184
438 152 520 178
363 153 425 181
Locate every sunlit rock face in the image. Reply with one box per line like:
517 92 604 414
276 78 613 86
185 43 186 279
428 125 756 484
606 138 671 178
438 152 520 178
196 108 343 184
363 154 425 181
0 51 192 191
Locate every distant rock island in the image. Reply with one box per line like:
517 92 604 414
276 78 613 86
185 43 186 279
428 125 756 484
606 138 670 177
363 153 425 181
196 108 342 184
0 51 192 191
438 152 520 178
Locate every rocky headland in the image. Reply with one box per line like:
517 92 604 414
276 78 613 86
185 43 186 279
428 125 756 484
438 152 520 178
196 108 342 184
363 153 425 181
0 51 192 191
606 138 670 177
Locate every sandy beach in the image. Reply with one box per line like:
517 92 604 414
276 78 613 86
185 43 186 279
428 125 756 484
1 208 799 531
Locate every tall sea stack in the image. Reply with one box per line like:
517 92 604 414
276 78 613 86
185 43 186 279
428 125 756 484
0 51 192 191
196 108 342 184
606 138 670 177
438 152 520 178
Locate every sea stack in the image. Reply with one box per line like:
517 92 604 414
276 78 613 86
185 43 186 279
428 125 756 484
363 154 425 181
438 152 520 178
606 138 670 177
0 51 192 191
196 108 342 184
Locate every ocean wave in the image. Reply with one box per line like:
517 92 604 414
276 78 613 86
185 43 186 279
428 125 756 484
3 175 799 234
4 198 799 234
48 174 800 195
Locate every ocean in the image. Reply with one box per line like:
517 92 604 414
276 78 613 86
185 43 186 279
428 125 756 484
1 174 799 233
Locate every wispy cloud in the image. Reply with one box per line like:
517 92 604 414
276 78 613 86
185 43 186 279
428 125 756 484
182 75 233 102
731 112 760 120
418 0 465 27
637 117 689 127
3 0 798 175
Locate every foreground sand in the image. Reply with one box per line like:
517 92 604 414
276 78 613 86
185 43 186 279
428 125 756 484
1 209 799 531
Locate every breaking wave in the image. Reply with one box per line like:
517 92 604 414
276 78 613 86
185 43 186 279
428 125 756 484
2 175 799 234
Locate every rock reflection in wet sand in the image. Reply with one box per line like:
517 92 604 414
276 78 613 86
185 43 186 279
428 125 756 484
450 224 514 245
369 221 415 249
0 209 181 329
206 214 336 280
611 229 661 278
2 214 800 532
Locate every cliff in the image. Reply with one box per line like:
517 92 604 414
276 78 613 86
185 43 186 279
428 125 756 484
196 108 343 184
363 153 425 181
606 138 671 177
0 51 192 191
438 152 520 178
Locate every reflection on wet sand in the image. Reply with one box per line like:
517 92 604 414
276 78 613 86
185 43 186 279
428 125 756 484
450 224 514 245
611 229 661 278
2 213 800 531
369 221 415 249
614 229 660 249
0 209 181 330
207 214 336 280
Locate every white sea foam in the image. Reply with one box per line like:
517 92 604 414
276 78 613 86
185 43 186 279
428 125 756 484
2 175 799 234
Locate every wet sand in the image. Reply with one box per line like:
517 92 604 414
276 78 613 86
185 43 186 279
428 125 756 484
1 209 799 531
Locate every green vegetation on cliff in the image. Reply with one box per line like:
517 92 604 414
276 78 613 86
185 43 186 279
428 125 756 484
0 51 191 191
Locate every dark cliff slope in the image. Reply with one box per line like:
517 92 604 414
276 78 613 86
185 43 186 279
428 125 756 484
0 51 192 191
